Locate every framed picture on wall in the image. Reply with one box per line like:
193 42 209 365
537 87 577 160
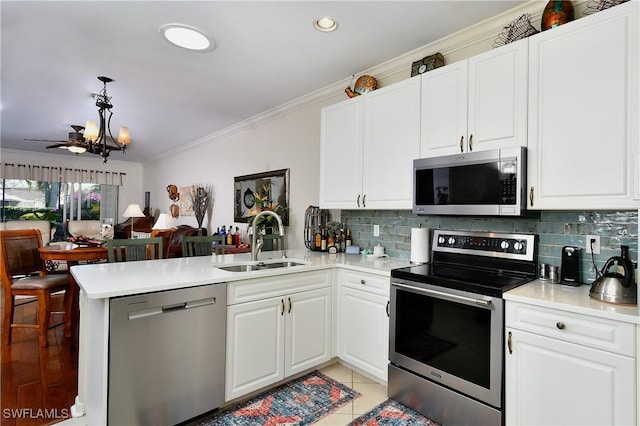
234 169 289 225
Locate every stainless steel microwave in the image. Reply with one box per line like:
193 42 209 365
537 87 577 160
413 147 526 216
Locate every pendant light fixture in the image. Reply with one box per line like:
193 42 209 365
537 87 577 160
83 76 131 163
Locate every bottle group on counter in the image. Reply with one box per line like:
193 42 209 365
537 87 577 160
214 225 242 247
313 225 352 253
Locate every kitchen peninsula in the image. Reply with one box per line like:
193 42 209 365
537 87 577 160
69 250 410 425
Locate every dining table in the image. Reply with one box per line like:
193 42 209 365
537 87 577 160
38 244 108 339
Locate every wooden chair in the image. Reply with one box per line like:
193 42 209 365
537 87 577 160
182 235 225 257
0 229 69 347
106 238 163 262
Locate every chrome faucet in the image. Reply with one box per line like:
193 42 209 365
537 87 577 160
250 210 285 261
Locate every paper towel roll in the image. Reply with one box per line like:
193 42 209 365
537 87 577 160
410 227 430 264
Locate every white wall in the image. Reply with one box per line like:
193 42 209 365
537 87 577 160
0 148 144 223
143 93 345 250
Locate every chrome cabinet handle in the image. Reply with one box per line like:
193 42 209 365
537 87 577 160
281 299 285 316
460 135 464 152
556 322 565 330
357 194 361 208
529 186 534 207
468 134 473 151
386 300 390 318
288 297 292 314
507 331 513 354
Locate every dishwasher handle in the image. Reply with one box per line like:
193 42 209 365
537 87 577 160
129 297 217 320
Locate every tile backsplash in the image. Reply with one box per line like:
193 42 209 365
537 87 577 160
341 210 638 283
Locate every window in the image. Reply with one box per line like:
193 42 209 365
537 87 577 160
1 179 118 223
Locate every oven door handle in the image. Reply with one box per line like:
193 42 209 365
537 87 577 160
391 282 493 308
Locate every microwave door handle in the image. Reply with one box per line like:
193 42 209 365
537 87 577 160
392 282 492 308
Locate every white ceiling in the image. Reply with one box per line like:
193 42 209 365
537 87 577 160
1 1 526 163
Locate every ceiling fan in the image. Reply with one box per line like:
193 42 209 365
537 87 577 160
24 125 98 154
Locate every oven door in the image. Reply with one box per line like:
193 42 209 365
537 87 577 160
389 278 504 408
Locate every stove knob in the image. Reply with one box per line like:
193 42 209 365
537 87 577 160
438 236 446 244
500 240 510 250
448 237 456 245
514 241 525 252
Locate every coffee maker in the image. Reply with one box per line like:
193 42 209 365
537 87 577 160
560 246 582 285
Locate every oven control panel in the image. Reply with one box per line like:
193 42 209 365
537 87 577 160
433 230 536 261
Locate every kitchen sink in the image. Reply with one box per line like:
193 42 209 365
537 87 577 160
215 260 308 273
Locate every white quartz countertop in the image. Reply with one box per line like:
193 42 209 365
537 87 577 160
505 279 640 324
71 249 411 299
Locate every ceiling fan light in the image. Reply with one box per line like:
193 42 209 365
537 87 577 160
117 126 131 144
68 145 87 154
84 120 99 142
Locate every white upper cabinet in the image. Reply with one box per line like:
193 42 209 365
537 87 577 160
320 77 421 209
527 1 639 210
421 38 528 157
319 97 363 210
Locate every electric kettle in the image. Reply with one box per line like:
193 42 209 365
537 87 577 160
589 246 637 305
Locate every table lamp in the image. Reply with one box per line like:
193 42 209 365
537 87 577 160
122 204 145 239
152 213 176 230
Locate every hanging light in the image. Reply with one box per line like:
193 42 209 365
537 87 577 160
84 76 130 163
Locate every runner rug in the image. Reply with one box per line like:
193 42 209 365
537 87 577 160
195 370 361 425
348 399 440 426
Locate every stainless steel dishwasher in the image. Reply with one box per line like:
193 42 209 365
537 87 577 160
108 283 226 426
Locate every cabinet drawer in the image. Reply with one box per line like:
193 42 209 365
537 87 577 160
227 270 331 305
340 269 389 296
506 302 636 357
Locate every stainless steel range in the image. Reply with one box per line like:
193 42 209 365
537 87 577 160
389 229 537 425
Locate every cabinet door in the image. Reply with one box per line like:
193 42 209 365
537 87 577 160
527 2 639 210
505 328 636 426
338 286 389 382
363 77 421 209
285 287 332 377
420 61 468 156
319 97 363 209
467 38 528 152
225 297 285 401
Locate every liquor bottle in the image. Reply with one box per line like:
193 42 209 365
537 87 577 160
321 228 327 251
346 229 352 247
227 226 233 245
339 229 346 252
234 226 241 246
314 228 321 250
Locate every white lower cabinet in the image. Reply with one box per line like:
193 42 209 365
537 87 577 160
505 301 636 425
337 270 390 382
225 272 332 401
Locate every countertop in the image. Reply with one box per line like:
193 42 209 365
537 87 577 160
505 279 640 325
70 249 411 299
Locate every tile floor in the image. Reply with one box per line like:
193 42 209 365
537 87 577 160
315 363 388 425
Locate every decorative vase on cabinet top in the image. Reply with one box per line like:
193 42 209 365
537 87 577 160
541 0 575 31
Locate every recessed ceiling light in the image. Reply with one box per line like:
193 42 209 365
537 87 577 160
314 17 338 32
160 24 215 51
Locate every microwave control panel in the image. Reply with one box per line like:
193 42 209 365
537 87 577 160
499 159 518 205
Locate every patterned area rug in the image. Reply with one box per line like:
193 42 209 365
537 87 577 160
348 399 440 426
195 370 360 425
